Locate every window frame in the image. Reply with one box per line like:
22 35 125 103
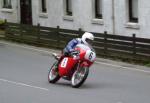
41 0 47 13
2 0 12 9
128 0 138 23
66 0 72 16
95 0 103 19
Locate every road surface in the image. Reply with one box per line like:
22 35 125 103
0 41 150 103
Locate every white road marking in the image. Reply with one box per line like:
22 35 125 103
0 41 52 54
0 78 49 91
0 41 150 74
95 61 150 74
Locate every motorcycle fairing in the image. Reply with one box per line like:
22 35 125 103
58 57 78 76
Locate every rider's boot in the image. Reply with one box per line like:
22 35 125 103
52 53 64 71
52 53 60 60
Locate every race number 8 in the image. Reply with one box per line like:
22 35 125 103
60 58 68 68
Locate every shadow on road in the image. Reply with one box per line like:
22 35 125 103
48 81 103 89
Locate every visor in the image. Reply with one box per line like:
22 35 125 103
85 38 93 45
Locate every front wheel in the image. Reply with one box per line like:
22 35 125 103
48 61 60 83
71 67 89 88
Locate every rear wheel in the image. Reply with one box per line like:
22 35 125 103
71 67 89 88
48 61 60 83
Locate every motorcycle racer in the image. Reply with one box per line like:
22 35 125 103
63 32 94 55
52 32 94 64
49 32 96 88
53 32 95 59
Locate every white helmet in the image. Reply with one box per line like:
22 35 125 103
82 32 94 45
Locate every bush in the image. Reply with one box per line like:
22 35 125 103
145 62 150 67
0 19 5 30
0 19 5 24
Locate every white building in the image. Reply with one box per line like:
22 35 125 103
0 0 150 38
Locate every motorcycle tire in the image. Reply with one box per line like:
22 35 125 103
71 67 89 88
48 61 60 83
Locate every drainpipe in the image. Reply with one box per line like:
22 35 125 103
112 0 115 35
16 0 20 23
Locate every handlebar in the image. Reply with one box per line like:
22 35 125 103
70 50 80 56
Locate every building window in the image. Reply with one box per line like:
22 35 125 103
3 0 12 9
41 0 47 13
128 0 138 23
65 0 72 16
95 0 103 19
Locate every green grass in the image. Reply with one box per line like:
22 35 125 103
0 30 5 38
145 63 150 67
0 19 5 25
0 19 5 30
0 29 5 32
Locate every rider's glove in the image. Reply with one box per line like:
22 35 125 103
70 50 79 56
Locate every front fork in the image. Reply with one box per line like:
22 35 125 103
76 60 81 71
75 61 88 73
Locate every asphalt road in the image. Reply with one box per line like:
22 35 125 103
0 41 150 103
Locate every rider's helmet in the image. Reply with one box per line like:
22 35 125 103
81 32 94 45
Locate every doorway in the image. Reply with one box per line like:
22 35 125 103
20 0 32 24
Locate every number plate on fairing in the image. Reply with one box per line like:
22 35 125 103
84 50 96 62
60 58 68 68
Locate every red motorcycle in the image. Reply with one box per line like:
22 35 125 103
48 44 96 88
